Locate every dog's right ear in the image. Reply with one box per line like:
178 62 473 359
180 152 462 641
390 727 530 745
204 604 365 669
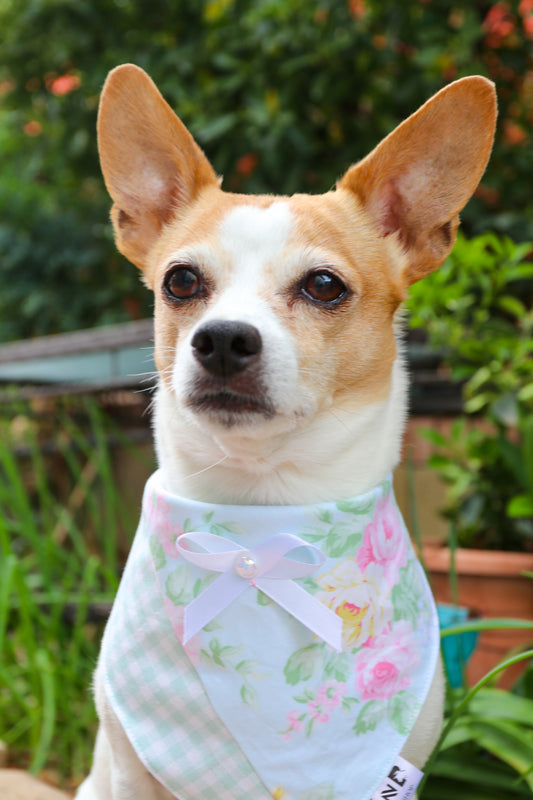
97 64 218 269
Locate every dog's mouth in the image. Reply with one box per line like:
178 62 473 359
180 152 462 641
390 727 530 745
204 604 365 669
187 389 276 424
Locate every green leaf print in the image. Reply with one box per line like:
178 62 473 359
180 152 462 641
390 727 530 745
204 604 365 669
293 688 315 704
202 510 214 524
336 498 375 516
210 521 246 537
183 517 195 533
341 697 360 713
380 479 391 496
299 576 320 595
257 589 273 606
324 652 352 682
165 564 195 605
392 562 422 626
235 660 269 682
149 535 166 571
240 683 258 708
387 690 421 736
353 700 387 734
208 637 244 667
284 644 325 686
323 524 362 558
301 531 327 544
315 508 333 525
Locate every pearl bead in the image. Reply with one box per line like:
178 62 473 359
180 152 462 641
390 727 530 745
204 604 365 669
234 551 259 579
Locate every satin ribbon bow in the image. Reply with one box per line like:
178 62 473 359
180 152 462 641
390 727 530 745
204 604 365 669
176 532 342 651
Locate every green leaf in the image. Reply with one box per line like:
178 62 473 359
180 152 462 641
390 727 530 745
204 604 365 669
284 644 325 686
210 521 245 537
507 494 533 518
149 534 166 571
294 689 315 703
336 499 374 516
353 700 386 734
341 697 360 713
235 660 268 682
466 720 533 790
315 508 333 525
497 295 527 319
470 688 533 728
518 383 533 403
323 525 361 558
392 562 422 626
299 576 320 594
240 683 258 708
165 564 195 606
202 510 215 524
387 691 421 736
323 652 352 682
257 589 273 606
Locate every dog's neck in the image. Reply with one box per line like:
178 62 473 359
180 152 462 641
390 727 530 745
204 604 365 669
153 354 408 506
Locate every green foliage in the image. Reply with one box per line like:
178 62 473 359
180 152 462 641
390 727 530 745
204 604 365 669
407 232 533 551
0 397 150 780
421 649 533 798
1 0 533 338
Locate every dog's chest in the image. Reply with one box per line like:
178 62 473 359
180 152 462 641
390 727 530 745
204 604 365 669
100 472 439 800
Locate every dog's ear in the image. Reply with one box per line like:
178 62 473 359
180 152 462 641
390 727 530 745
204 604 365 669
338 77 497 285
97 64 218 269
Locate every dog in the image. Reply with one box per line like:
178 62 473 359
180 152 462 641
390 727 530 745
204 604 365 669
76 65 496 800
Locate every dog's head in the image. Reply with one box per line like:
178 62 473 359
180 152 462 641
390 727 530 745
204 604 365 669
97 66 496 497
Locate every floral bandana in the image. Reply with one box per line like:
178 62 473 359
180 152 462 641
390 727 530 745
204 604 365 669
100 470 439 800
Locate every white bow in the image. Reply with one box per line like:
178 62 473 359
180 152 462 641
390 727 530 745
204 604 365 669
176 531 342 651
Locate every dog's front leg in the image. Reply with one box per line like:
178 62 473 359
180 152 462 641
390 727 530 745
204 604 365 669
77 667 174 800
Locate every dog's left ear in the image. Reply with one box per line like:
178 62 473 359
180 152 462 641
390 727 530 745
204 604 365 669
338 77 497 284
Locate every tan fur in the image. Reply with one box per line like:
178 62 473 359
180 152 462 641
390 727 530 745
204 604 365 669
98 66 496 423
80 64 498 800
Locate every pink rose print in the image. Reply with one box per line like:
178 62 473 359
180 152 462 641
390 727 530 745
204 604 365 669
353 620 420 701
283 710 305 741
308 701 329 723
148 492 182 559
281 680 348 740
315 680 348 712
164 598 201 665
357 494 407 585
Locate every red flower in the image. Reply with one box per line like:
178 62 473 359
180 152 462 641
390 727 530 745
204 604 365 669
236 152 258 177
49 74 81 96
483 2 516 47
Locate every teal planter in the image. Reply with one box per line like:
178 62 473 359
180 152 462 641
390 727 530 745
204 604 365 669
437 603 479 688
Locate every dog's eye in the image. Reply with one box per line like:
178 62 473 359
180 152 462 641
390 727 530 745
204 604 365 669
164 265 202 300
301 270 347 305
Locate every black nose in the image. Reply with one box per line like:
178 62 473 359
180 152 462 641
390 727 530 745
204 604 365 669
191 320 262 379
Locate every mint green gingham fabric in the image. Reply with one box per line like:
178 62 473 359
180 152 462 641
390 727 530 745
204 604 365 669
101 513 272 800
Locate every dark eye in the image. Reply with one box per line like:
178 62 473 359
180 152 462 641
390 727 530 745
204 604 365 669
164 265 202 300
301 270 347 304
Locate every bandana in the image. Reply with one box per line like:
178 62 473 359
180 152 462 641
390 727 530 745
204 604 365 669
101 470 439 800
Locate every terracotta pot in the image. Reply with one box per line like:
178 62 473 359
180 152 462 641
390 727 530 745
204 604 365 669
422 546 533 687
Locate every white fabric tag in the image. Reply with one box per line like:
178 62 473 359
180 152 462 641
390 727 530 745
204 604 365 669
371 756 423 800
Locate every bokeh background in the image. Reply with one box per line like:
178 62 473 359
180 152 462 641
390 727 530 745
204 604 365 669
1 0 533 341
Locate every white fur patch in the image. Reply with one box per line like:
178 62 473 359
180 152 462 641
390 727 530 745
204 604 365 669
218 202 293 272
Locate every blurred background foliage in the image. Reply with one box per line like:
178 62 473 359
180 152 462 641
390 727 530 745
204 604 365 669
1 0 533 341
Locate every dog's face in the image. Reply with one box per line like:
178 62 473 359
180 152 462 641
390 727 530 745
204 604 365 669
148 189 404 439
98 66 496 445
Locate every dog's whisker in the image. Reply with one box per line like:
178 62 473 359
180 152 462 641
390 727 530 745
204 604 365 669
184 454 230 481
